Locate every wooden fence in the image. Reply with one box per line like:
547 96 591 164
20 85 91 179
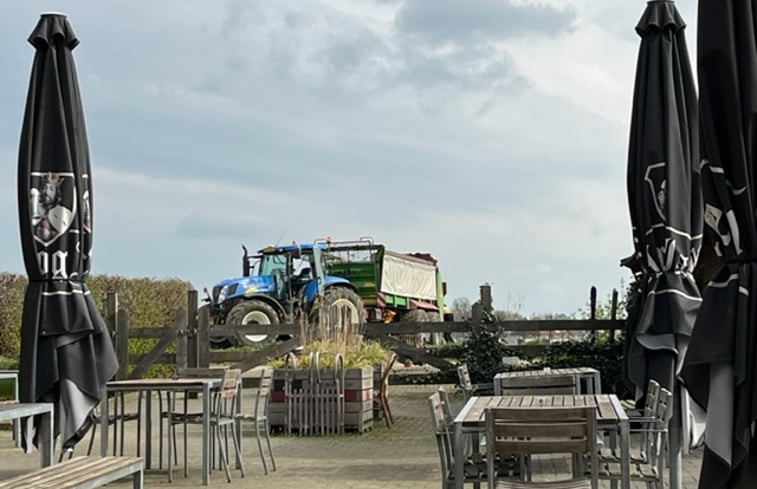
106 285 625 378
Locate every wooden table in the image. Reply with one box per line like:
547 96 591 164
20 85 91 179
101 378 223 486
0 370 20 446
453 395 629 489
494 367 602 394
0 402 54 467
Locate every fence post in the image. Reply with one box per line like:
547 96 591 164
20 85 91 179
198 306 210 368
610 288 619 342
104 292 118 337
116 309 129 380
187 290 198 369
480 284 493 316
589 286 597 343
175 309 188 371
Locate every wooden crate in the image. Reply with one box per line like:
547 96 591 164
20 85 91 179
269 366 374 433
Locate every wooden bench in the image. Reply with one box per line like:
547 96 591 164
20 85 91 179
0 456 143 489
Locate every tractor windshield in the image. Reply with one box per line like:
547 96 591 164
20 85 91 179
259 253 287 276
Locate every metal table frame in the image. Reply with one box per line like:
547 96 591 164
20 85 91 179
452 394 630 489
0 370 20 446
0 402 53 467
101 378 223 486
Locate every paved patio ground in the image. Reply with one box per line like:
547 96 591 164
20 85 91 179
0 384 702 488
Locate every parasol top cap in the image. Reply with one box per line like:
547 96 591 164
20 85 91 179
40 12 67 17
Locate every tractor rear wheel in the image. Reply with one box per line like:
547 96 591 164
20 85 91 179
226 300 280 345
310 287 365 342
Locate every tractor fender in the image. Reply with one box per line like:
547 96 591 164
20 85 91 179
302 277 358 303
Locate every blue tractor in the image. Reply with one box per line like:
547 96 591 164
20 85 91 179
207 239 365 345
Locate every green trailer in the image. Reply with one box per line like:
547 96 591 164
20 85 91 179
323 239 447 324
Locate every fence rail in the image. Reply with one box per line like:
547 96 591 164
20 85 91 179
106 284 625 377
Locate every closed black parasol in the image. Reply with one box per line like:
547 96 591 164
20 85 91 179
624 3 701 487
17 13 118 451
682 0 757 487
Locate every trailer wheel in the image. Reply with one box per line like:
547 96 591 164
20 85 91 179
402 309 429 348
311 287 365 341
227 300 280 345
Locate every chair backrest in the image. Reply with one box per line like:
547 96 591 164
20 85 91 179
498 373 578 395
485 406 598 487
643 379 661 417
636 379 662 459
437 387 454 425
456 364 474 399
428 391 453 480
253 367 274 419
651 387 673 463
378 353 397 394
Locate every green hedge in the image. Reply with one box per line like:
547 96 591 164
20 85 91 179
0 273 191 377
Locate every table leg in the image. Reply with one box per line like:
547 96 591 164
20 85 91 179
203 384 210 486
12 375 19 448
607 428 618 489
100 388 109 457
145 390 153 470
619 418 630 489
453 423 463 489
40 406 53 467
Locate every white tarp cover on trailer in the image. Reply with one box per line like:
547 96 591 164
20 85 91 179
380 251 437 301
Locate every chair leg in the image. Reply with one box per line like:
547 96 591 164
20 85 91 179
255 421 268 474
231 423 245 478
87 419 97 455
217 424 232 483
265 418 276 472
383 394 394 424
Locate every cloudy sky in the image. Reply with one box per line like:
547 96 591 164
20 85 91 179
0 0 699 316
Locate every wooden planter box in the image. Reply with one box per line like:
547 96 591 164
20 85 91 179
270 366 374 433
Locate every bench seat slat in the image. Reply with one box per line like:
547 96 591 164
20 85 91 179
0 456 143 489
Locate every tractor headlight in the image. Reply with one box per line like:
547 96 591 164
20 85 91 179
217 285 228 304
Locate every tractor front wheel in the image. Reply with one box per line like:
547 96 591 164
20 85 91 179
226 300 280 345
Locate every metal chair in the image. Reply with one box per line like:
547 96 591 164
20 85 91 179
485 405 598 489
236 367 277 474
602 379 660 463
596 387 673 489
428 390 486 489
166 368 244 482
86 391 143 458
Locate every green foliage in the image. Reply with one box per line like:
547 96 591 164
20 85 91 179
0 355 18 369
267 340 390 369
459 330 514 384
0 273 26 360
88 275 191 378
530 340 625 394
0 273 191 378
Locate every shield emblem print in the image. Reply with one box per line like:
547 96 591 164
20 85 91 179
30 171 77 247
644 162 667 223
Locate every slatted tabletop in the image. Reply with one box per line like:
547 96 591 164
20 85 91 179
493 368 601 395
0 402 54 467
452 394 629 489
456 394 624 427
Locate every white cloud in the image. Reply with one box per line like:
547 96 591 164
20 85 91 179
0 0 690 314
